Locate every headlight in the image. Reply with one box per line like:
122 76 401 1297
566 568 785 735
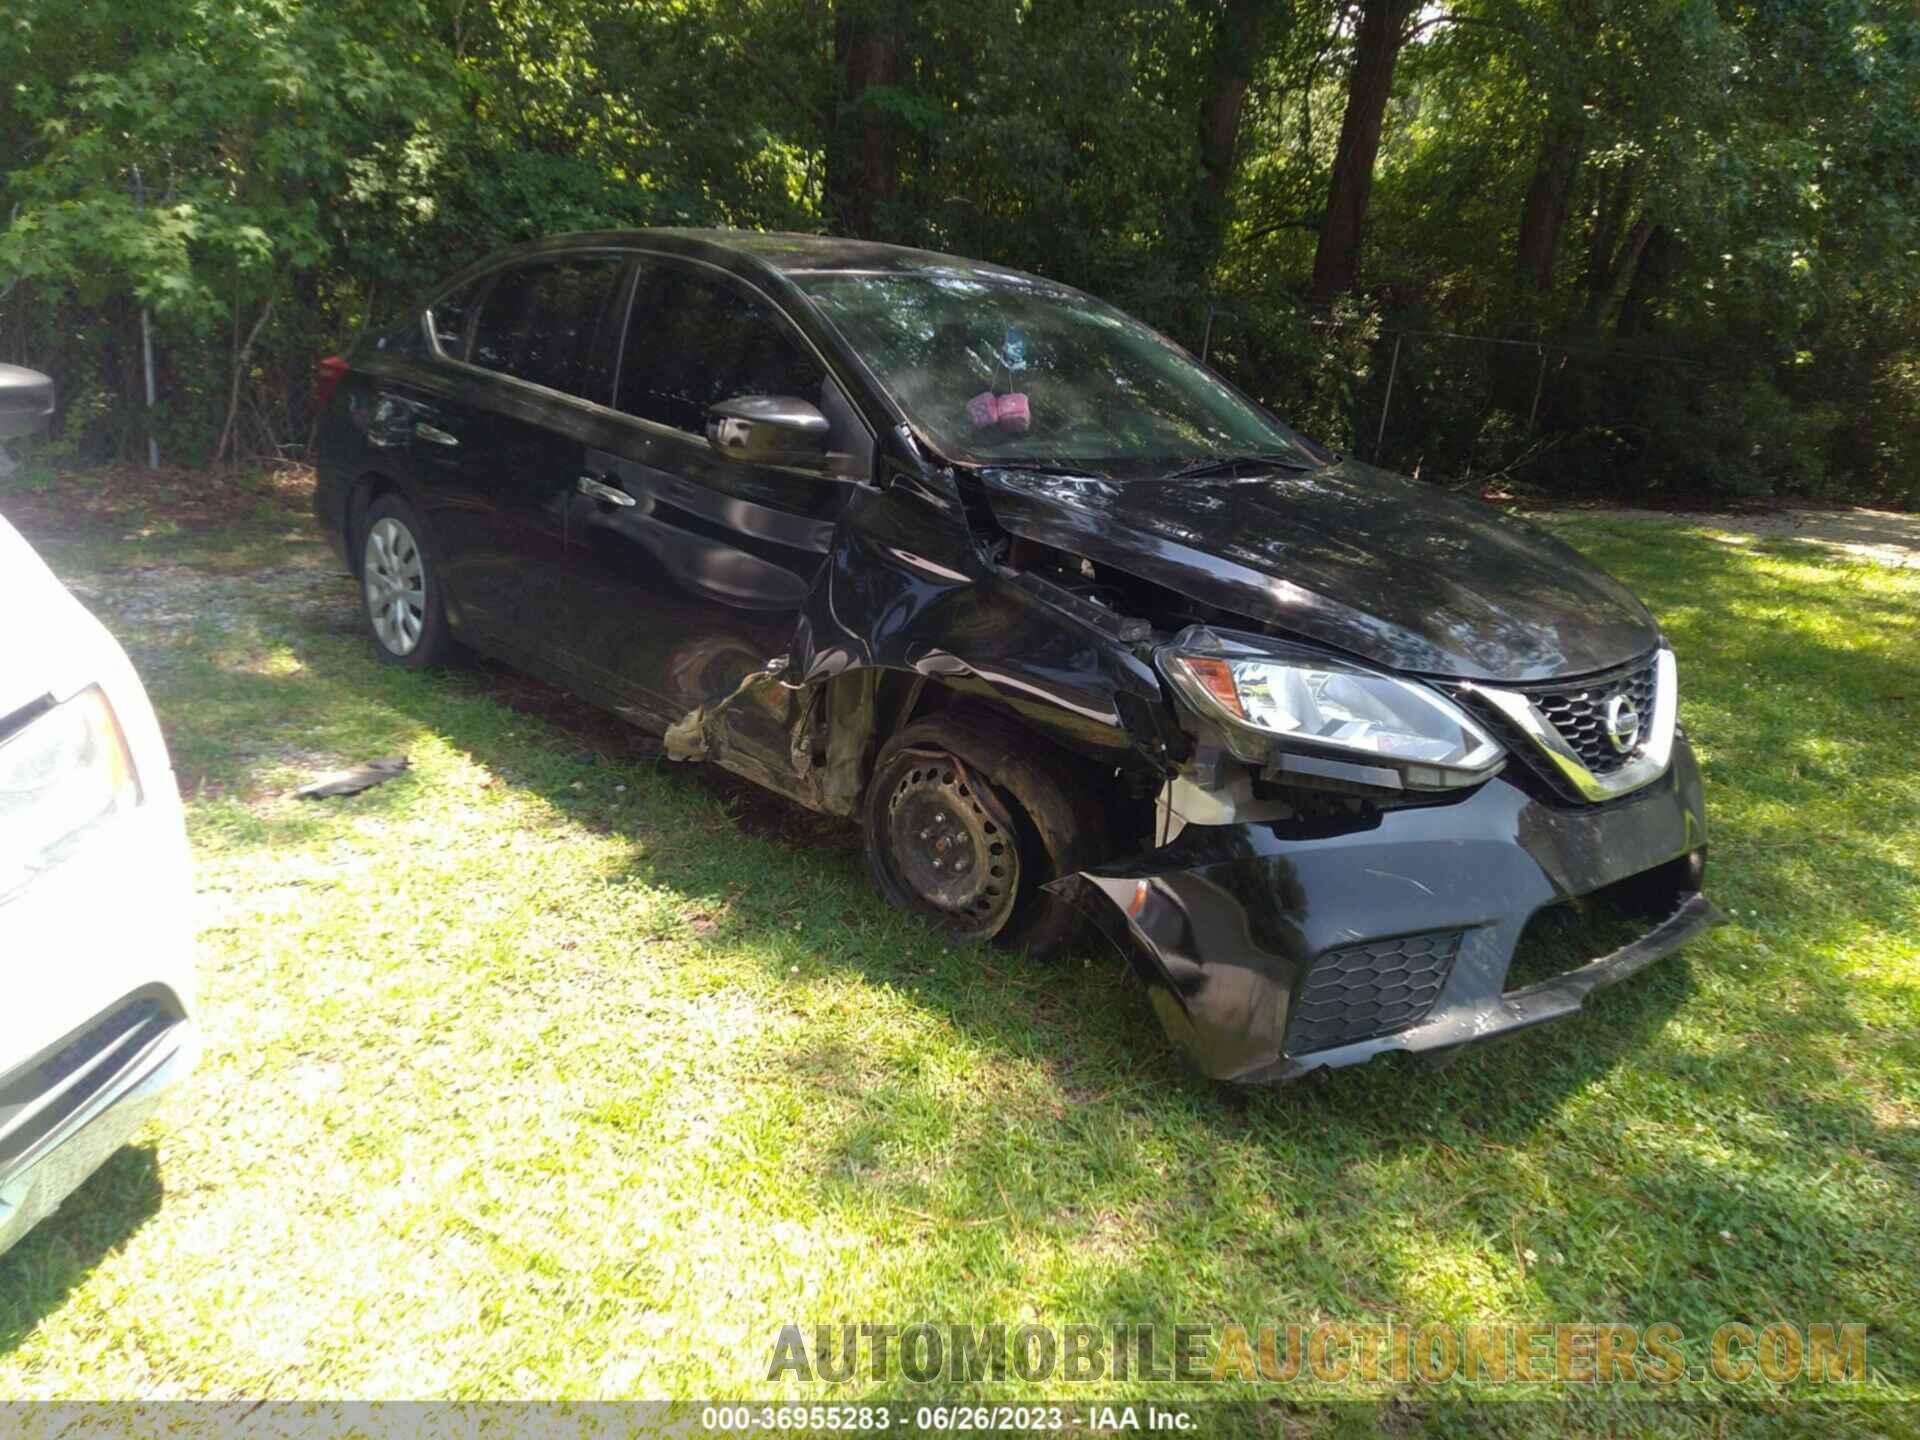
1158 633 1503 790
0 685 141 903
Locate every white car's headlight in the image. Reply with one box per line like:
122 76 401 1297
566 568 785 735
0 685 141 902
1159 636 1504 790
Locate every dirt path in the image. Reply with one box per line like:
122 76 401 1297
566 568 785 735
1534 505 1920 569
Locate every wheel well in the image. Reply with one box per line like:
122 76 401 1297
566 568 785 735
845 673 1154 854
344 471 399 575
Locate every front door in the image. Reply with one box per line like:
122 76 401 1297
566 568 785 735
568 260 871 752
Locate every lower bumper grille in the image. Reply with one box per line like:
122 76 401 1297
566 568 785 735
0 990 184 1183
1285 930 1464 1054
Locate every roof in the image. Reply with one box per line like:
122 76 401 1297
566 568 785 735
526 228 1037 282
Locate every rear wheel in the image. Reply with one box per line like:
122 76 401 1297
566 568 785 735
361 494 455 668
863 713 1106 957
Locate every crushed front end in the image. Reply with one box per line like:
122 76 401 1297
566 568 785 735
1051 626 1720 1084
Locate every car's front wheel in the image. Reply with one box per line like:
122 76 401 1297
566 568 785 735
360 494 455 668
863 712 1106 957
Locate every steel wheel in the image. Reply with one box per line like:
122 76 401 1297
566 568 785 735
863 712 1108 956
881 756 1021 933
364 515 426 656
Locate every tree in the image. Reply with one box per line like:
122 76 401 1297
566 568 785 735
826 0 908 239
1310 0 1421 300
1 0 1916 500
1195 0 1289 277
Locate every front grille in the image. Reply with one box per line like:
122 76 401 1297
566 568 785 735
1518 657 1659 776
1285 930 1463 1054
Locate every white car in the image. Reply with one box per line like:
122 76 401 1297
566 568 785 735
0 364 197 1260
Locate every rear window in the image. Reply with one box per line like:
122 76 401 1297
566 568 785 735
371 315 428 360
469 255 626 401
426 279 484 359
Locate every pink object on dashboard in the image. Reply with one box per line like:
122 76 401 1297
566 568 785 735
995 392 1030 433
967 391 999 427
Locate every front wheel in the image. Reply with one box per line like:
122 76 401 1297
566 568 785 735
863 713 1107 957
360 494 455 668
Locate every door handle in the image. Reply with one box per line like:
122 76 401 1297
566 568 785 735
415 423 460 447
578 475 636 507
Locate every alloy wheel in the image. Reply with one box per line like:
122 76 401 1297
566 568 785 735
364 516 427 656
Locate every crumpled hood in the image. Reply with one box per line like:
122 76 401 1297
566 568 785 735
978 458 1660 682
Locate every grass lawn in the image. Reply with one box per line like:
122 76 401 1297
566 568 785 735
0 472 1915 1431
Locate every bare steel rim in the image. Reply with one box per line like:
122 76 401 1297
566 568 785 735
882 754 1019 933
364 516 426 655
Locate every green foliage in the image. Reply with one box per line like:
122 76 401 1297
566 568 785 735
1640 377 1840 502
1871 353 1920 507
1207 292 1382 453
0 0 1916 497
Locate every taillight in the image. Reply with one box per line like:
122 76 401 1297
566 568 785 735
315 355 350 411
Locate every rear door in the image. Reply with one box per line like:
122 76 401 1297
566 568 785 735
406 252 630 670
568 259 871 746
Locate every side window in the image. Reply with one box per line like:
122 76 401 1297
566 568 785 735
373 317 427 360
467 256 625 400
427 280 483 359
616 266 825 434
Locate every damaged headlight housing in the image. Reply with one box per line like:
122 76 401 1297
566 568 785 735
1158 631 1503 790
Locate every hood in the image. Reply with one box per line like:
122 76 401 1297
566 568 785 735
978 459 1659 682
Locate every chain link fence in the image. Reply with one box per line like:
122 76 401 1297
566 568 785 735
1196 301 1731 500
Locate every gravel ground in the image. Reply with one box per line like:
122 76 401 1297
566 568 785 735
64 555 359 681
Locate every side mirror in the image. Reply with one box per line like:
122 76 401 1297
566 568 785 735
0 364 54 440
705 394 830 467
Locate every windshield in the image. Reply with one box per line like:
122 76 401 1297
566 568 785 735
793 271 1314 472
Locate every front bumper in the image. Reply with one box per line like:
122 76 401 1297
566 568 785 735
0 989 195 1258
1052 738 1721 1083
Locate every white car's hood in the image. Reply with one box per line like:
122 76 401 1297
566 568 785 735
0 515 107 713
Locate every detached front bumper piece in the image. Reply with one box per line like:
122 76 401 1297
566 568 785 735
1052 738 1721 1084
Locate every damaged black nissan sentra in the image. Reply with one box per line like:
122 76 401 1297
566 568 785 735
313 229 1720 1083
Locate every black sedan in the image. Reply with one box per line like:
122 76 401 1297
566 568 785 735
313 228 1718 1083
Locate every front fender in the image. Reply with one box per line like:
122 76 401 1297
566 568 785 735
788 469 1176 764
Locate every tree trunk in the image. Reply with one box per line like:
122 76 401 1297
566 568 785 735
1581 162 1641 323
215 297 273 468
1310 0 1417 302
1197 0 1281 264
1616 224 1676 338
1585 214 1652 331
826 3 905 240
1515 120 1583 292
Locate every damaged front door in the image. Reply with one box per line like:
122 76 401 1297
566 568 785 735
568 257 870 770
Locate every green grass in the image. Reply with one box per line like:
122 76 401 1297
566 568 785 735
0 488 1915 1431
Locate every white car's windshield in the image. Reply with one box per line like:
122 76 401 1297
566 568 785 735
794 271 1313 471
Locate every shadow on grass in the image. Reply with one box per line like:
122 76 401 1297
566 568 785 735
0 1145 165 1358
